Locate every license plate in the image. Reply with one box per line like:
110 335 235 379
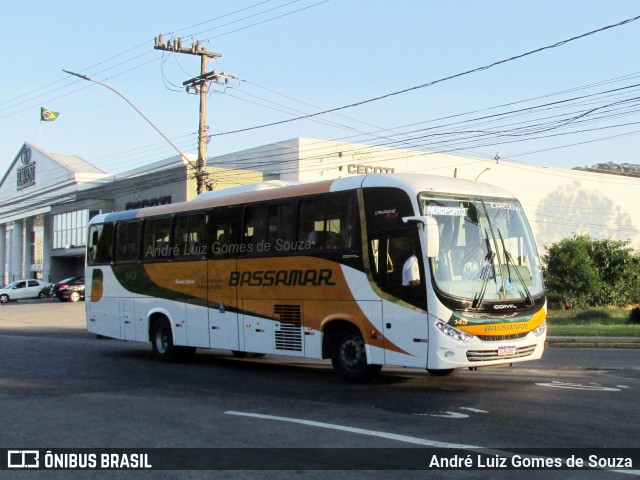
498 346 517 356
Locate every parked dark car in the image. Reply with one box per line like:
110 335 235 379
51 276 85 302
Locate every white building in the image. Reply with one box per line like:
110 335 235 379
0 142 261 284
215 138 640 250
1 138 638 284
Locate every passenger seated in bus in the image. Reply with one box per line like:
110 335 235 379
307 229 320 246
323 231 343 249
307 230 343 249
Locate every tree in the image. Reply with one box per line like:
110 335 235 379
543 235 600 308
543 235 640 308
573 162 640 178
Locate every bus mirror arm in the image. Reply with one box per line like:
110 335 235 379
402 216 440 258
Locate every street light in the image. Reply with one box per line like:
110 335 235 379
62 69 197 173
474 167 491 181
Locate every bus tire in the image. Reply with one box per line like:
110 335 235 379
151 319 195 362
427 368 456 376
231 350 248 358
331 327 381 383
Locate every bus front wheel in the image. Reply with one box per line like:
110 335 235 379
331 327 381 383
151 319 195 362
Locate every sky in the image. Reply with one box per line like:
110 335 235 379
1 1 639 176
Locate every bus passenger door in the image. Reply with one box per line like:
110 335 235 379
369 232 430 368
208 259 240 351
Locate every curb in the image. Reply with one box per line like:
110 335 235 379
547 336 640 349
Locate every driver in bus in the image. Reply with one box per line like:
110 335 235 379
402 252 420 286
462 241 488 280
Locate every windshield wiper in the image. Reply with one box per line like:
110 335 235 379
497 229 534 306
471 235 496 309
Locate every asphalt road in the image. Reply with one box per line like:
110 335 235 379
1 299 639 479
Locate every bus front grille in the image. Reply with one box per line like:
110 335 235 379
466 344 536 362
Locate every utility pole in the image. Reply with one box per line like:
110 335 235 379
154 35 233 193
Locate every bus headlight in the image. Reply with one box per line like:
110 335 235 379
533 320 547 337
434 320 473 343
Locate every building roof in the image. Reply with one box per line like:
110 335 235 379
48 152 105 175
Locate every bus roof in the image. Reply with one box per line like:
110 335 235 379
355 172 515 199
90 173 516 224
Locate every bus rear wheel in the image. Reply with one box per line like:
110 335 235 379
331 327 381 383
151 319 195 361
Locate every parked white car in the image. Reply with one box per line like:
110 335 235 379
0 279 50 303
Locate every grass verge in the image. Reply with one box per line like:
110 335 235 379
547 307 640 337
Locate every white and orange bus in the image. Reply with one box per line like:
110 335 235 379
86 173 546 382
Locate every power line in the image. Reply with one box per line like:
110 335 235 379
210 14 640 138
0 1 330 120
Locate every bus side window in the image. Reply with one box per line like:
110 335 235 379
243 202 293 256
173 212 205 259
89 223 114 265
88 227 99 264
97 224 113 264
266 202 293 247
142 217 171 261
298 194 356 250
206 206 241 259
243 206 263 252
114 221 141 263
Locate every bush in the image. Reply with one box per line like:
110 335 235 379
628 307 640 325
543 235 601 308
543 235 640 309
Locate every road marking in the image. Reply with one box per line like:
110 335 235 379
460 407 489 414
225 411 640 476
225 410 479 449
416 411 469 419
536 381 621 392
416 407 489 418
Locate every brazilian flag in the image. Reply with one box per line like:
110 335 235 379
41 107 60 122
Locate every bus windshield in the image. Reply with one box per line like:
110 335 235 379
420 194 544 306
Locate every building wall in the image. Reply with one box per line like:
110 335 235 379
214 138 640 251
333 139 640 249
212 138 640 250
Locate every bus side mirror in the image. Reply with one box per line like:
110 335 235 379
402 215 440 258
